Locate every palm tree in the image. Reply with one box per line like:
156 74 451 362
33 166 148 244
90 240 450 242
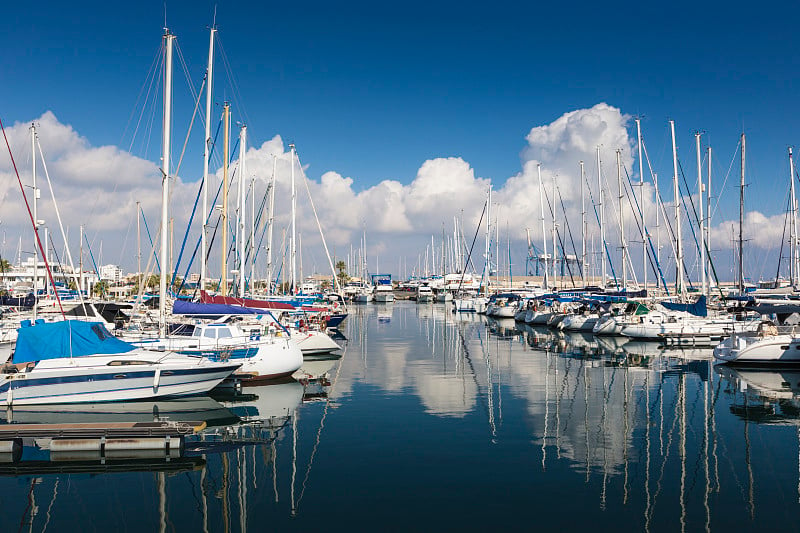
335 260 349 287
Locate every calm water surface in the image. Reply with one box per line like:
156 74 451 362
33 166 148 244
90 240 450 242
1 301 799 531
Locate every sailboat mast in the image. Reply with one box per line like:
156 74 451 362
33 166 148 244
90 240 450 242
250 157 256 294
597 147 606 288
552 174 557 288
200 26 216 292
484 185 491 295
696 132 706 296
707 147 712 291
290 143 297 295
537 163 548 290
221 102 230 296
238 125 247 297
79 225 84 295
30 124 38 320
137 201 141 279
670 120 684 298
617 149 626 290
790 147 798 286
580 160 587 287
636 118 646 292
159 29 174 337
266 156 276 295
739 133 745 294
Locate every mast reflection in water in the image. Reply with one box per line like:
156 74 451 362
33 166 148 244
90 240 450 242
1 301 800 531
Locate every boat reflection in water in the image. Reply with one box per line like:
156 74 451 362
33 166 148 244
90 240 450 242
716 365 800 423
0 395 239 427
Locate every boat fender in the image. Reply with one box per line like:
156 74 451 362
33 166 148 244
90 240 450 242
153 368 161 392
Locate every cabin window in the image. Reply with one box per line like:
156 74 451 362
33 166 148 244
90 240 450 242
193 329 202 337
218 329 233 339
91 323 109 341
108 360 152 366
781 345 790 350
204 329 217 339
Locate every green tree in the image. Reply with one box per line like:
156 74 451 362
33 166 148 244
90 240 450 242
93 280 109 297
335 260 349 288
146 275 160 290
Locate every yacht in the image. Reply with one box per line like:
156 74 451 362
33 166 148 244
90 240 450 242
374 282 395 303
417 284 434 303
714 322 800 364
124 321 303 381
1 320 240 406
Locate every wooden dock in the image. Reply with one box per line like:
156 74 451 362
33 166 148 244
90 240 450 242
0 421 206 439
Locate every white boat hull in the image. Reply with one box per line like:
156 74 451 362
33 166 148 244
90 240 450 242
0 356 239 406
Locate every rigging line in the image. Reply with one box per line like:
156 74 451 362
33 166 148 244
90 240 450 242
298 154 343 295
116 199 135 267
555 182 582 282
215 34 252 135
582 161 618 285
47 232 72 289
542 184 576 284
774 192 791 284
456 199 487 293
122 42 163 150
710 140 741 220
140 205 162 271
642 142 683 276
168 77 207 288
35 135 87 306
0 117 64 315
241 184 271 283
83 232 101 280
174 40 200 106
622 162 670 293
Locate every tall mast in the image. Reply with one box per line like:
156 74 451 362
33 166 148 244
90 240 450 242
552 174 557 288
30 124 38 320
200 26 216 292
707 147 712 291
739 133 745 294
221 102 230 296
791 147 798 286
654 172 661 267
636 119 646 292
580 160 587 287
79 225 84 295
616 149 627 290
670 120 684 298
597 147 606 288
250 154 256 294
696 132 706 296
290 144 297 295
483 184 491 295
266 156 276 295
136 201 141 279
237 125 247 297
159 29 174 337
537 163 548 290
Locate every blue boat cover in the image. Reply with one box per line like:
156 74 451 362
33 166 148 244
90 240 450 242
173 300 268 315
661 295 707 317
14 320 136 364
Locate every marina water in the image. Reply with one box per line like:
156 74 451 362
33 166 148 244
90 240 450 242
1 301 798 531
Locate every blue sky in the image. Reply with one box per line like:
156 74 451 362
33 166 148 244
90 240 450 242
1 0 798 280
3 1 795 188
